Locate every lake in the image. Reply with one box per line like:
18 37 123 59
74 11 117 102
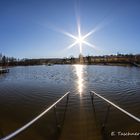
0 65 140 140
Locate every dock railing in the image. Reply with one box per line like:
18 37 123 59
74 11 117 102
90 91 140 123
0 91 70 140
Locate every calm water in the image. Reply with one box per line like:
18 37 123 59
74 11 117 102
0 65 140 140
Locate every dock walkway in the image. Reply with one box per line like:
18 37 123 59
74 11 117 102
0 68 9 74
59 92 102 140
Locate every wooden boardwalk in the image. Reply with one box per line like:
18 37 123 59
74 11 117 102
0 68 9 74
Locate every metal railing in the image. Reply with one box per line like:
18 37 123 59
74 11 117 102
0 91 70 140
90 91 140 123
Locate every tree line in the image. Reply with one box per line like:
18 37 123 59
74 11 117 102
0 53 140 66
0 53 18 66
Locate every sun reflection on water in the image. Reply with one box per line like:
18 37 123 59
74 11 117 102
74 64 84 95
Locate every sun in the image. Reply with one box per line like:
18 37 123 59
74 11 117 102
60 21 98 54
76 36 84 44
74 31 85 53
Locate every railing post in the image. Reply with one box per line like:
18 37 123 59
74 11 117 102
67 94 69 103
65 94 69 110
61 93 69 124
53 105 61 133
102 104 111 129
101 104 111 140
90 91 94 105
53 93 70 135
90 91 100 133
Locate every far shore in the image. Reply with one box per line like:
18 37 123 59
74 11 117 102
1 54 140 68
1 62 140 68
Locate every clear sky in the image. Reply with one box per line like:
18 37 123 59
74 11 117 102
0 0 140 58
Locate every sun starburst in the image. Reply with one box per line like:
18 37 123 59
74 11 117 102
62 22 97 54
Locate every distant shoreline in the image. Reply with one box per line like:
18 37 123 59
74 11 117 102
5 62 140 68
1 54 140 67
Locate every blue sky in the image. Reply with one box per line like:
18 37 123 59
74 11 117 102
0 0 140 58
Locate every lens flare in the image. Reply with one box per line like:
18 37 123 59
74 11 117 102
62 22 98 54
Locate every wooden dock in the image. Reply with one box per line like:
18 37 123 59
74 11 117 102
59 93 102 140
133 62 140 67
0 68 9 74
